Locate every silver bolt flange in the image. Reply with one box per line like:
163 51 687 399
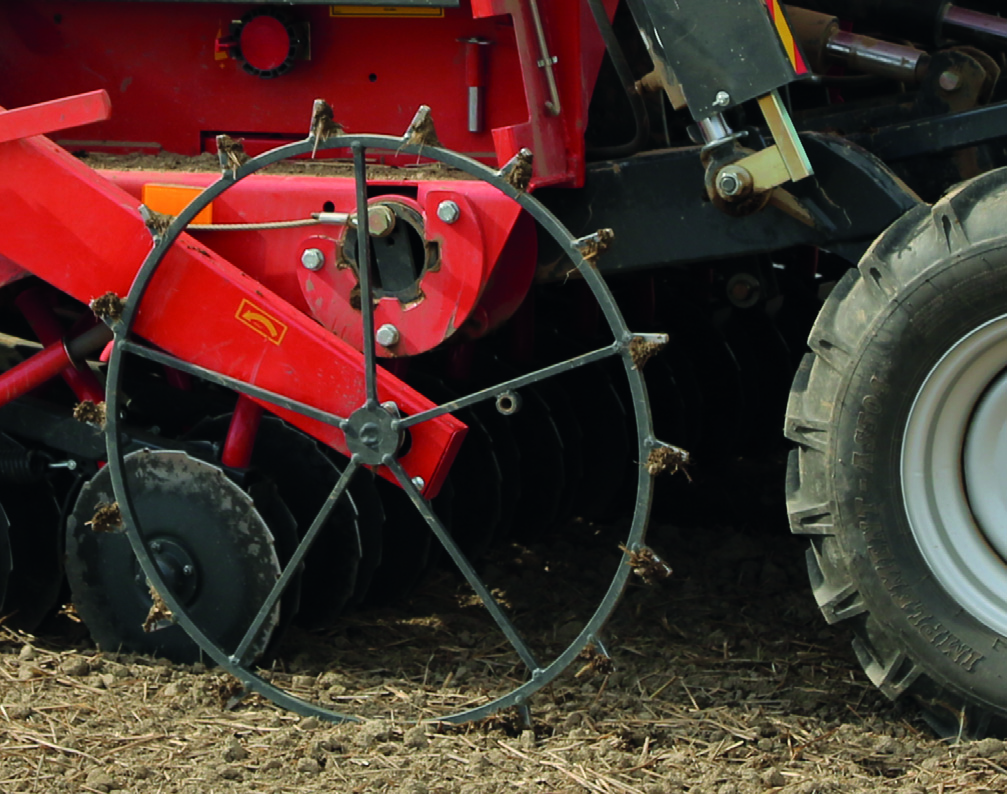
437 200 461 224
301 248 325 271
376 323 400 347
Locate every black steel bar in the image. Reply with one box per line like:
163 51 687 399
397 343 621 429
231 457 361 665
352 142 380 410
386 457 542 673
853 101 1007 162
119 340 349 431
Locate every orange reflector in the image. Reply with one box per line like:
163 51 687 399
141 184 213 226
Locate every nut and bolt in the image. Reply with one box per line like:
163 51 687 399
301 248 325 271
149 540 162 553
437 200 461 225
365 205 397 237
375 323 400 347
411 476 425 490
726 273 762 309
938 70 961 92
182 565 195 577
712 90 731 108
717 171 742 197
715 165 753 201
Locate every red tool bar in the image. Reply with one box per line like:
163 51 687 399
0 90 111 145
0 125 465 497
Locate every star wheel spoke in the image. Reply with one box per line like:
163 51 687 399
385 457 540 673
117 339 350 430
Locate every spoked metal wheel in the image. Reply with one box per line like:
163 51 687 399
100 121 665 723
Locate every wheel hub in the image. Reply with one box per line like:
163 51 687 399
133 537 198 604
344 403 402 465
903 314 1007 636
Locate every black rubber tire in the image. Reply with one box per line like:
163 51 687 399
785 168 1007 739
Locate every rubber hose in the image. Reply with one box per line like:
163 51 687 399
585 0 651 159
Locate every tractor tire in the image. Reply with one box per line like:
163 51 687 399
786 168 1007 739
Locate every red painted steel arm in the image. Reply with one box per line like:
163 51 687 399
0 132 465 496
0 90 111 145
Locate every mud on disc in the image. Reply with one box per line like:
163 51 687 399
66 450 283 664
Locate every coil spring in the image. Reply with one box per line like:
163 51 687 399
0 448 49 483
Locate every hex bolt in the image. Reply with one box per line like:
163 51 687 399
365 205 397 237
717 171 741 197
376 323 400 347
182 565 195 577
715 165 753 201
301 248 325 271
149 540 162 553
411 476 425 490
713 90 731 108
939 70 961 92
437 200 461 224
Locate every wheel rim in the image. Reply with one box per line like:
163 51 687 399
100 127 660 723
902 314 1007 636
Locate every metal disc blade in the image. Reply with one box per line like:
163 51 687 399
66 451 283 664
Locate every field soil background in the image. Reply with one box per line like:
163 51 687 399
1 462 1005 794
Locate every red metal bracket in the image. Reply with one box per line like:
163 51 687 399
0 90 111 145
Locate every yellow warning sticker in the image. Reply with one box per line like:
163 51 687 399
236 299 288 346
329 6 444 16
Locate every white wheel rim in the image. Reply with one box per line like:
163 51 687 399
902 314 1007 636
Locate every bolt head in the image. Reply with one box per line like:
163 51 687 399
713 90 731 108
359 422 380 448
301 248 325 271
714 165 752 201
436 200 461 224
366 205 397 237
149 540 162 553
939 70 961 92
182 565 195 577
411 476 425 490
376 323 400 347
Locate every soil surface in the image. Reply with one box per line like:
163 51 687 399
2 466 1005 794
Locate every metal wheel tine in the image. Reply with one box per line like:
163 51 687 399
119 340 350 430
385 457 542 673
352 142 380 409
397 342 621 430
231 456 362 666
